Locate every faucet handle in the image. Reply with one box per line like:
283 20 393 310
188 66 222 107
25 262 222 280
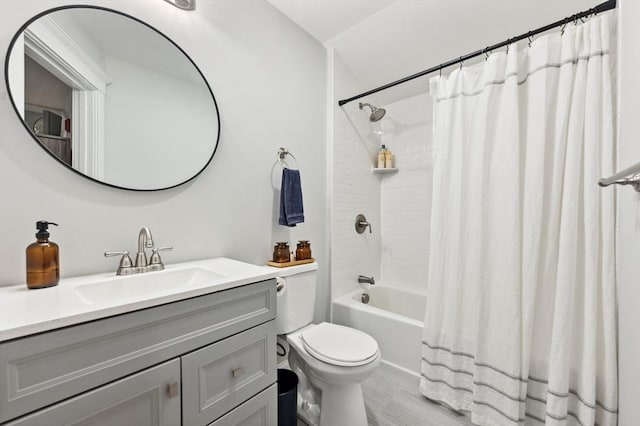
150 246 173 263
148 246 173 270
104 250 132 265
104 251 134 275
359 221 372 234
355 214 372 234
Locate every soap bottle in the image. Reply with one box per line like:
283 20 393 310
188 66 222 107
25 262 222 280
377 145 387 168
385 147 393 168
26 221 60 289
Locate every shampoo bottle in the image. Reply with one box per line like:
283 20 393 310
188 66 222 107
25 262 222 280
385 147 393 168
377 145 387 168
26 221 59 289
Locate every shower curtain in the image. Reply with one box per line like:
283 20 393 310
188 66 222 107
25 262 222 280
420 15 617 426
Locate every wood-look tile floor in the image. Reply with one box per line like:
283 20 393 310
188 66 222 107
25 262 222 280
362 373 475 426
297 371 476 426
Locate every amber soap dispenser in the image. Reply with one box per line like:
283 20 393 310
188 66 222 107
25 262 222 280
26 221 60 289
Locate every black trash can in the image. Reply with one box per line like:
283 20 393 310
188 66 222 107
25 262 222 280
277 368 298 426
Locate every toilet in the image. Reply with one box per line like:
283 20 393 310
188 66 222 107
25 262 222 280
273 262 380 426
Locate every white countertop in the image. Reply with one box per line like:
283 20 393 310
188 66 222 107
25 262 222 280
0 258 277 342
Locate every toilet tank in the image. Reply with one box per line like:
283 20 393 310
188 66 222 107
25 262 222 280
273 262 318 334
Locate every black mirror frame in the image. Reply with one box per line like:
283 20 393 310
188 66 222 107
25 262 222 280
4 4 221 191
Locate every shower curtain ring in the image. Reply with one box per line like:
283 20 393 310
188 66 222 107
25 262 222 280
485 49 490 61
528 33 533 47
561 19 568 35
459 57 463 70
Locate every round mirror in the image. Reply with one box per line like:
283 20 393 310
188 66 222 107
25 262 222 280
5 6 220 191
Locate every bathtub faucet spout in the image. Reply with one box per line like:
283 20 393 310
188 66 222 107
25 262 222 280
358 275 375 285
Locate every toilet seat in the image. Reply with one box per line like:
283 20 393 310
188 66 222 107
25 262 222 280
299 322 379 367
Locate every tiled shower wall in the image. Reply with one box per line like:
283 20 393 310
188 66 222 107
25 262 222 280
330 48 434 301
330 51 382 300
380 93 433 295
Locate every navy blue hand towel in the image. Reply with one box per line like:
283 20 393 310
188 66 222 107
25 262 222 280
279 168 304 227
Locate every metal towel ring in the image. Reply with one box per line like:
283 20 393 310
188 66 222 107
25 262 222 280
277 147 299 169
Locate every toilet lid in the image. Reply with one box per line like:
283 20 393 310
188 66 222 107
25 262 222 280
300 322 379 367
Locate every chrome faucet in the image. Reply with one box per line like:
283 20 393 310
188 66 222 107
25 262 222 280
104 227 172 275
135 227 154 269
358 275 375 285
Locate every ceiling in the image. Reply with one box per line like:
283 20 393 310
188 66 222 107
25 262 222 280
265 0 397 43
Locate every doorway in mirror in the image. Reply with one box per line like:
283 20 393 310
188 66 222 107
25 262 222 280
24 56 72 167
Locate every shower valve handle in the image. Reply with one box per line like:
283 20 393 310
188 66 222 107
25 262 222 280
355 214 372 234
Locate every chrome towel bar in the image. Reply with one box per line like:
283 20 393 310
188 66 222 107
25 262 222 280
598 161 640 192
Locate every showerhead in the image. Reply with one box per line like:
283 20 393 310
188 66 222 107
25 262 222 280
359 102 386 122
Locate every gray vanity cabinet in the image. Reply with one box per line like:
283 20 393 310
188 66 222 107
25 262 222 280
6 359 182 426
182 322 276 425
0 279 277 426
209 385 277 426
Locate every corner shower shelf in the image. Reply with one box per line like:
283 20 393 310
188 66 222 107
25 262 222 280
371 167 398 175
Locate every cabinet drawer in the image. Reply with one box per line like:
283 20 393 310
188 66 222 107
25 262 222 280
6 359 181 426
208 384 277 426
182 321 276 426
0 279 275 423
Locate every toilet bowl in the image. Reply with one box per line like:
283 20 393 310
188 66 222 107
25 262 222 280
271 262 380 426
287 323 380 426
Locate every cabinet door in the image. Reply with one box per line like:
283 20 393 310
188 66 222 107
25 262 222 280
208 384 277 426
182 321 276 426
6 359 180 426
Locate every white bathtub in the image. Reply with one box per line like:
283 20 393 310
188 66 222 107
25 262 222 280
332 286 426 392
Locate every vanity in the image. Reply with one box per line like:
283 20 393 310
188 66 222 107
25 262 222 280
0 258 277 426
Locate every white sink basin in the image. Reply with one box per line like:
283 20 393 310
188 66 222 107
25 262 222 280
75 267 226 304
0 257 278 342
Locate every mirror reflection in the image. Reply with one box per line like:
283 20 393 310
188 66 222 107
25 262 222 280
6 6 220 190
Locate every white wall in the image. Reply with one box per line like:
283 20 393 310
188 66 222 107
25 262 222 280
103 55 215 188
330 49 382 300
615 0 640 423
380 93 432 294
7 34 24 118
0 0 329 321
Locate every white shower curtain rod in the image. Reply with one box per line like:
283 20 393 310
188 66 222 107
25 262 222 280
337 0 617 107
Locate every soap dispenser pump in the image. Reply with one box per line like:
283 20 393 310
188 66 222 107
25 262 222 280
26 221 60 289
